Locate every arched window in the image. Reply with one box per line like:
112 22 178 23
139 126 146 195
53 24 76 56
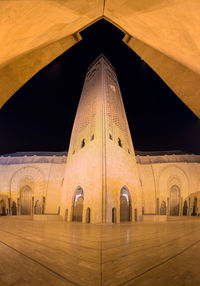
90 134 94 141
118 138 122 147
81 139 85 148
109 133 113 140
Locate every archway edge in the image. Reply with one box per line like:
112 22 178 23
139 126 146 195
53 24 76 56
10 166 45 196
0 1 199 117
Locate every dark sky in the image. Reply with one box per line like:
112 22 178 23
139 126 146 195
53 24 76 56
0 19 200 156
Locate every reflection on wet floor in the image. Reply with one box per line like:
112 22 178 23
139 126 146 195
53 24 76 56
0 217 200 285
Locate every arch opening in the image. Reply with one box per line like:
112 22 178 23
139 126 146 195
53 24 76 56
34 200 42 215
20 185 32 215
170 185 180 216
72 187 84 222
192 197 198 216
120 187 131 222
160 201 167 215
183 200 188 216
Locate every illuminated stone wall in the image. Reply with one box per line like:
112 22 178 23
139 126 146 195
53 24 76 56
60 56 107 224
103 57 142 223
61 55 142 223
136 153 200 216
0 152 200 219
0 153 66 215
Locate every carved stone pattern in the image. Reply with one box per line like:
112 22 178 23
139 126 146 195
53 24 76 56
72 69 98 150
105 69 130 148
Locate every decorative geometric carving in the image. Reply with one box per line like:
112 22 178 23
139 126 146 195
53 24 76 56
10 166 45 196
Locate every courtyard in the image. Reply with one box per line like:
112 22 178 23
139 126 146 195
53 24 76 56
0 217 200 286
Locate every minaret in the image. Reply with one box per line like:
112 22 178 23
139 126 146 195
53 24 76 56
61 55 142 223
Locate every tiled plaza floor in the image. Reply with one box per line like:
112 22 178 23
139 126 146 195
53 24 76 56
0 217 200 285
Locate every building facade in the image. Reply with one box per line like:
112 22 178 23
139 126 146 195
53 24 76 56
0 56 200 222
0 151 200 221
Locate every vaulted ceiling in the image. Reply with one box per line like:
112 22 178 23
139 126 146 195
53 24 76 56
1 0 200 116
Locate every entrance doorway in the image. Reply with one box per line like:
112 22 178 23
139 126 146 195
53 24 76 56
20 185 32 215
72 187 84 222
34 200 42 214
120 187 131 222
112 208 116 223
192 197 197 216
86 208 90 223
12 201 17 215
0 200 6 216
170 185 180 216
183 200 188 216
160 201 167 215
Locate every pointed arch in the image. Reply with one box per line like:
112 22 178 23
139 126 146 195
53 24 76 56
120 186 131 222
72 186 84 222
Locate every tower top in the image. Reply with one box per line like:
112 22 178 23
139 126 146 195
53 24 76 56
88 54 115 71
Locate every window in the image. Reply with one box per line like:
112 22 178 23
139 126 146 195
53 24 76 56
90 134 94 141
109 133 113 140
128 149 130 154
72 150 75 154
118 138 122 147
81 139 85 148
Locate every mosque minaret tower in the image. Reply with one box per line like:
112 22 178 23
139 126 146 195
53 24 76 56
61 54 142 223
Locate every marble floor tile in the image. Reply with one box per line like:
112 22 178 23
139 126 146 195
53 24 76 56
0 218 200 285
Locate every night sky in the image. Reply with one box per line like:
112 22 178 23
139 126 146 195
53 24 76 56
0 19 200 156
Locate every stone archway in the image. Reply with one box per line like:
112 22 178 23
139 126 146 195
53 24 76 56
10 166 45 215
120 186 131 222
20 185 32 215
0 2 199 119
72 187 84 222
158 166 189 216
170 185 180 216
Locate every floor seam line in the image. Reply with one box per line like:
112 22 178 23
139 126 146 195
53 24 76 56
118 239 200 286
0 240 81 286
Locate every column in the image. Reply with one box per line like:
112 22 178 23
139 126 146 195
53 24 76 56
8 198 11 215
167 197 169 215
42 196 45 214
179 197 183 216
188 198 191 216
32 197 34 215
